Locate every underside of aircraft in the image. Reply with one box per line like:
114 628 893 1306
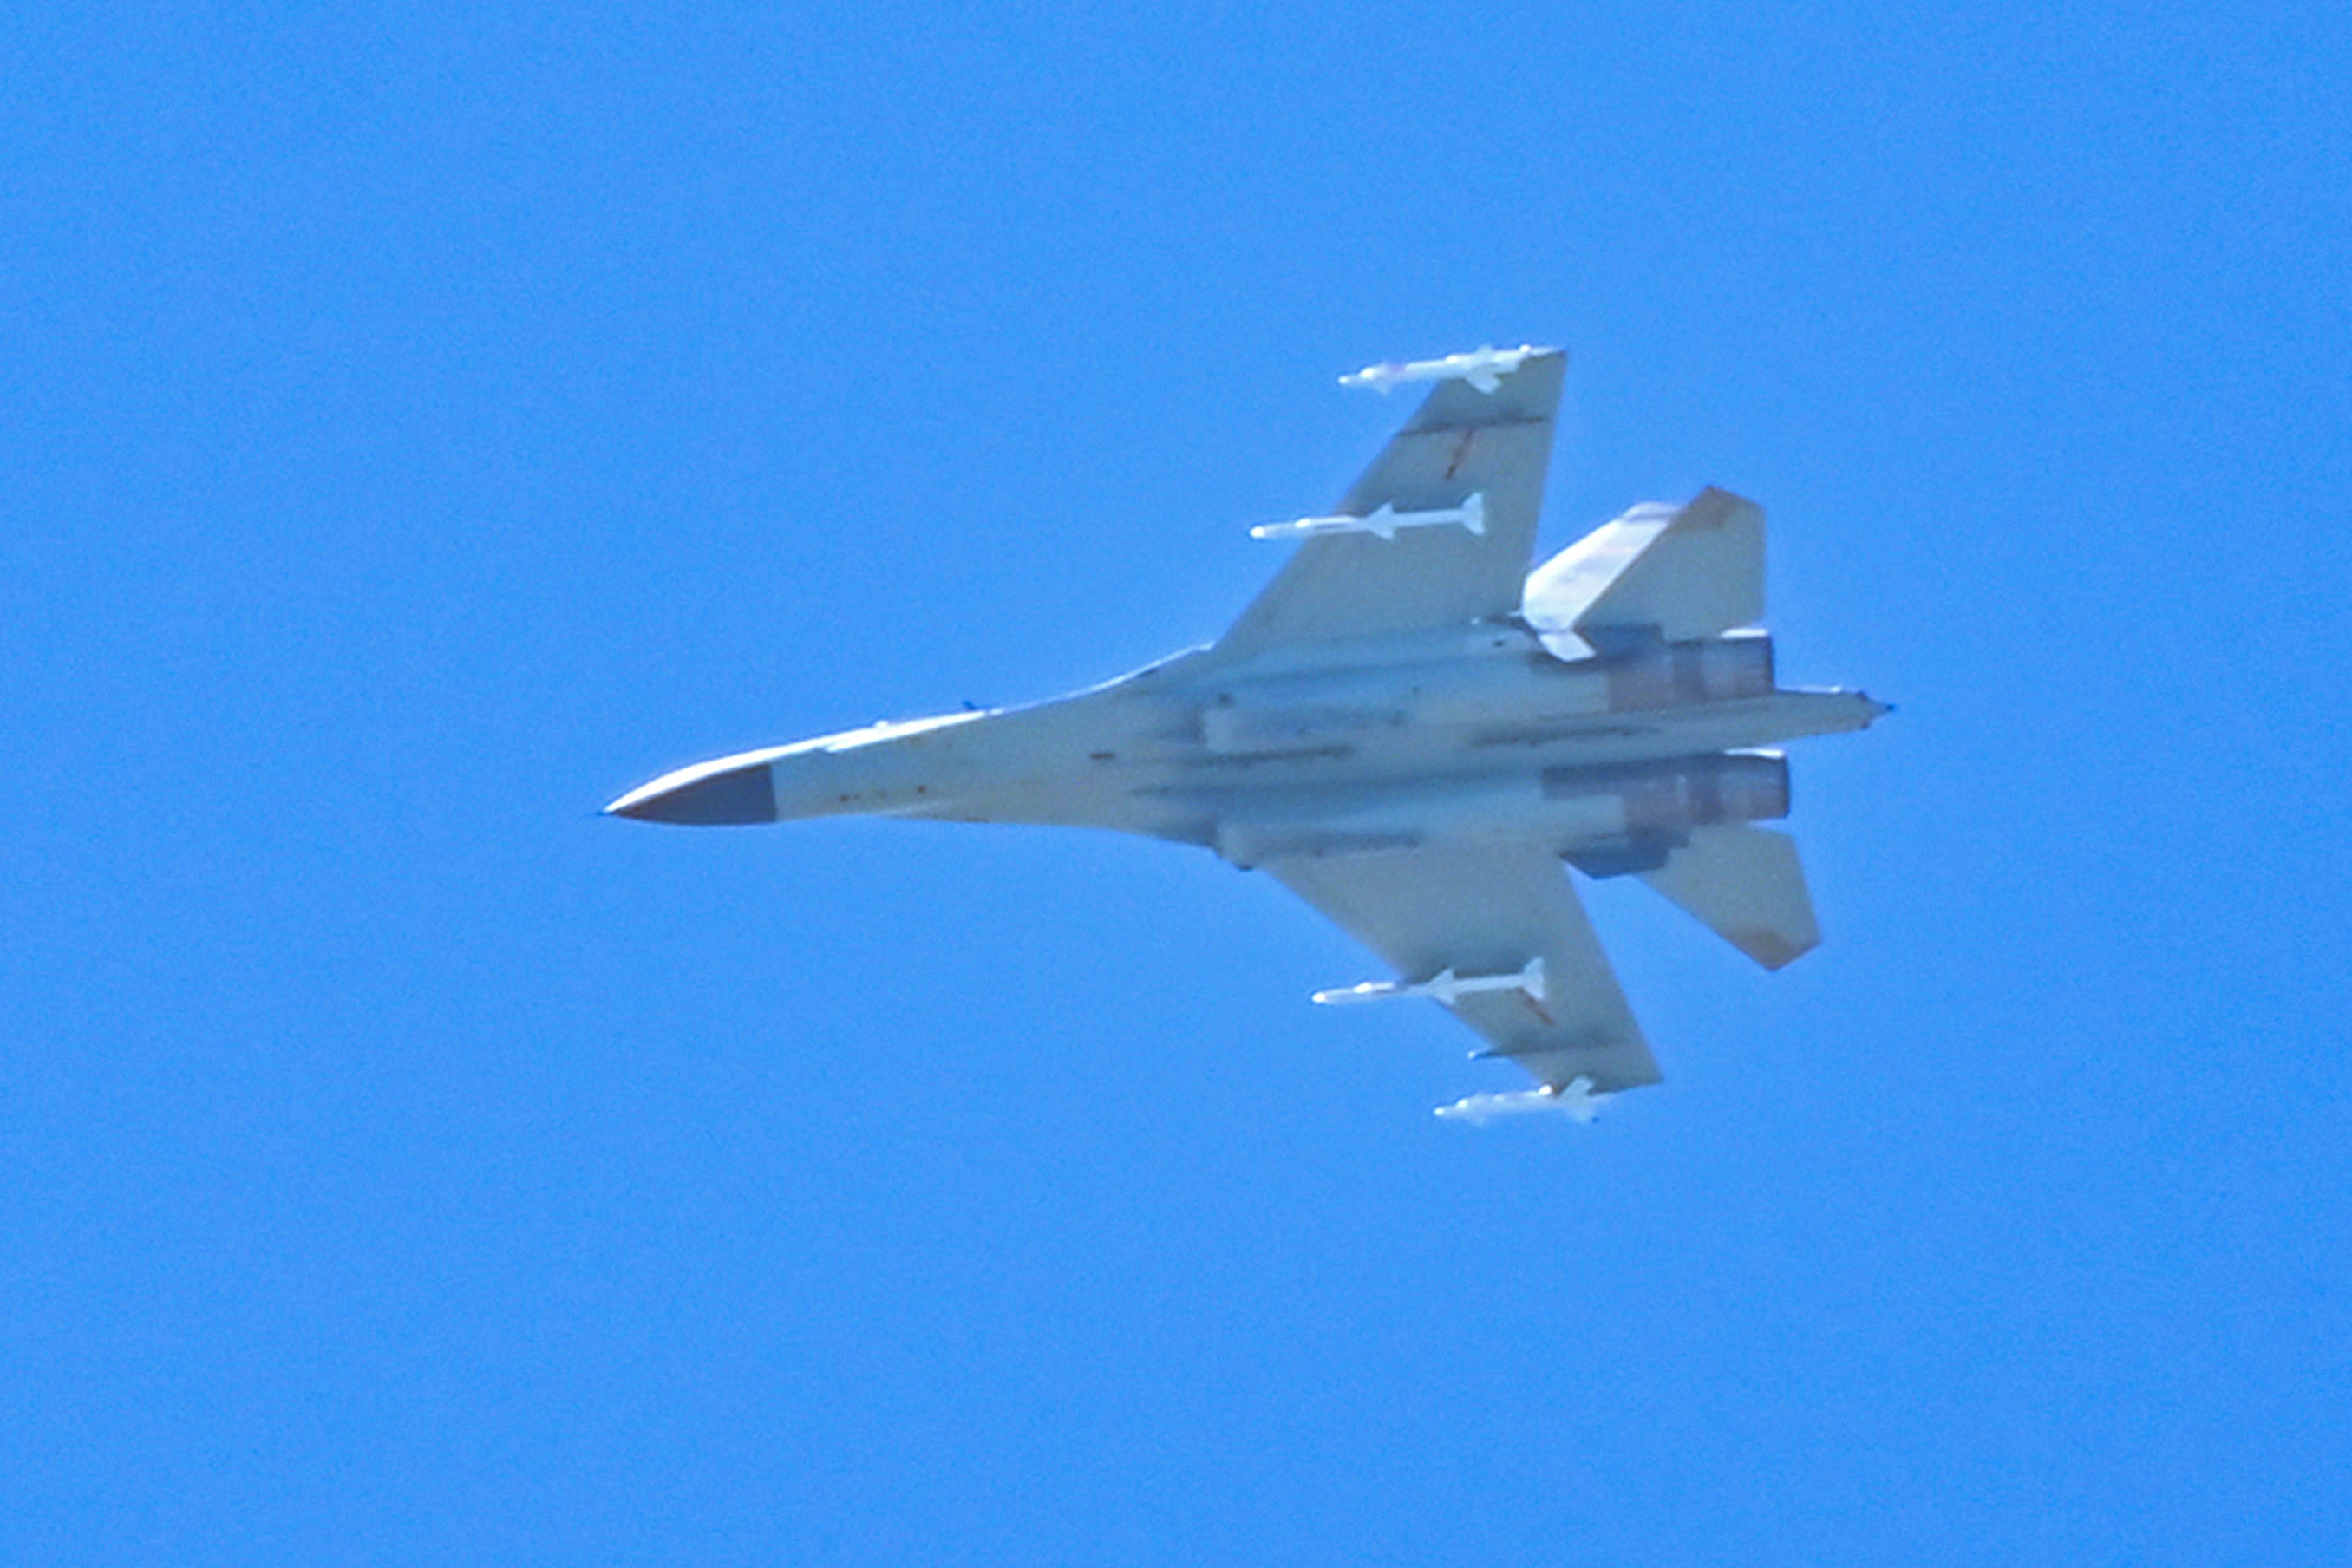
608 348 1886 1120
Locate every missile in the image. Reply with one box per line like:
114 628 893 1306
1338 344 1549 395
1252 493 1486 542
1434 1076 1611 1125
1313 955 1545 1009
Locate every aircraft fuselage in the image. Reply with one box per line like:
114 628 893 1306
608 624 1883 872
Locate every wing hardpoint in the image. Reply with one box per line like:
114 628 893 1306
1213 350 1568 659
1267 846 1663 1094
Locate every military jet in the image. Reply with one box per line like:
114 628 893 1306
607 348 1885 1121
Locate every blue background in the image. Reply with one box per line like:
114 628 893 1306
6 3 2349 1563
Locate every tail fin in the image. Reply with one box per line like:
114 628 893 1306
1639 823 1820 970
1523 487 1766 650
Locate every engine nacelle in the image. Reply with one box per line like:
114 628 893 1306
1543 749 1788 825
1546 751 1790 877
1591 629 1774 711
1198 631 1776 755
1212 752 1791 866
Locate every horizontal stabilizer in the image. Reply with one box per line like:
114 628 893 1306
1637 822 1820 970
1523 487 1764 650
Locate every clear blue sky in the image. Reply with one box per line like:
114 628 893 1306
6 3 2349 1564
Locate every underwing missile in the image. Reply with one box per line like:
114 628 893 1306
1434 1076 1611 1125
1339 344 1549 395
1312 956 1545 1009
1251 493 1485 542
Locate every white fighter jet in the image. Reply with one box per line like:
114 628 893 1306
608 348 1886 1120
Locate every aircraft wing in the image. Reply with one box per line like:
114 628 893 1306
1212 350 1567 661
1266 843 1662 1094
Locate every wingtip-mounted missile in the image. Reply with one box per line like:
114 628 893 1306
1339 344 1552 395
1434 1075 1610 1126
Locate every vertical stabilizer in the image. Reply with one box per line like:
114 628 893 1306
1524 487 1765 656
1637 822 1820 970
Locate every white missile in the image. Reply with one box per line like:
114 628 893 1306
1339 344 1549 395
1251 493 1486 542
1434 1076 1612 1125
1313 955 1545 1009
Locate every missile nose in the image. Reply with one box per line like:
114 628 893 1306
604 759 779 825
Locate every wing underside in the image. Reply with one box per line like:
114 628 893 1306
1265 844 1661 1094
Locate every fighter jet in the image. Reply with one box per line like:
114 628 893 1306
607 348 1885 1120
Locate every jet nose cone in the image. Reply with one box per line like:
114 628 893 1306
604 760 779 825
